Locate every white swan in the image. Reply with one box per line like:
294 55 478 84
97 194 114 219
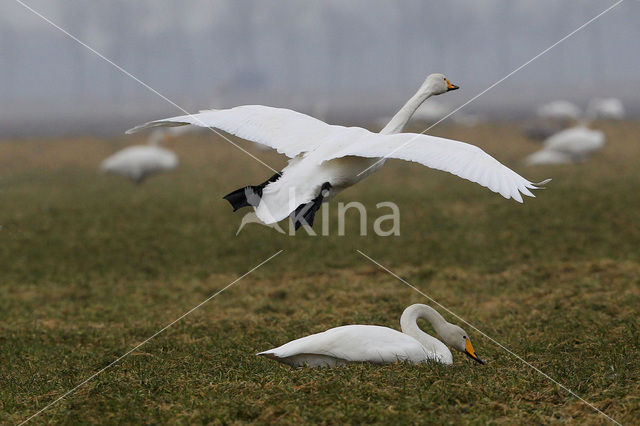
525 124 605 166
128 73 547 228
587 97 625 120
101 130 178 183
523 150 573 166
257 304 484 368
536 100 581 123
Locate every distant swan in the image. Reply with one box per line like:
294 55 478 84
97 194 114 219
128 73 547 229
525 124 604 166
587 97 625 120
537 100 581 123
101 130 178 183
257 304 484 367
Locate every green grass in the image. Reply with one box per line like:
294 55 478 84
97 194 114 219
1 122 639 424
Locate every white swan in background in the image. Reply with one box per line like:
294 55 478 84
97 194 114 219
587 97 625 120
523 150 573 166
128 73 548 229
536 100 581 123
101 129 178 183
525 124 605 166
257 304 484 367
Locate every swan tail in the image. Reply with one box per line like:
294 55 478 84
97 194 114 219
223 172 282 212
290 182 331 230
257 350 280 360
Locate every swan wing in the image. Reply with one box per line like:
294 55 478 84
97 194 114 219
258 325 436 365
320 132 549 203
126 105 334 158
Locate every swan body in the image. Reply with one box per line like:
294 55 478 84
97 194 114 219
128 73 547 227
101 131 178 183
525 125 604 165
587 97 625 120
257 304 483 368
258 325 450 367
543 125 604 155
537 100 581 122
524 150 572 166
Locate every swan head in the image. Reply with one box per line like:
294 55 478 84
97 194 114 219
440 324 484 365
422 73 459 96
402 304 483 364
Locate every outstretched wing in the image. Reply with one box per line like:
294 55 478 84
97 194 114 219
126 105 334 158
128 105 548 202
321 132 550 202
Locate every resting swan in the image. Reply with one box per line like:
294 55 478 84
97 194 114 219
587 97 625 120
525 124 605 166
536 100 582 123
128 73 548 228
101 130 178 184
257 304 484 367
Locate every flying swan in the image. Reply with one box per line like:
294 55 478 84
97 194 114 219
257 304 484 367
128 73 548 228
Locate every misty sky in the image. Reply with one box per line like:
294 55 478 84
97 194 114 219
1 0 638 135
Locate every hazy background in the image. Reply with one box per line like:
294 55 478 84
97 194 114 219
1 0 638 136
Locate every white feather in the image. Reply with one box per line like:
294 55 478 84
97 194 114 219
258 325 444 367
127 105 333 159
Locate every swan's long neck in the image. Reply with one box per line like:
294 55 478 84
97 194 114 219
380 88 433 135
400 304 454 363
401 304 447 337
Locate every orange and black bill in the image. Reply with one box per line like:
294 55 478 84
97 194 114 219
464 338 485 364
445 78 459 91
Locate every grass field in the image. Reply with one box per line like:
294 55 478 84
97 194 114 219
1 121 639 424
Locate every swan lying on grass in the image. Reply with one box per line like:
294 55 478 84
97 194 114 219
257 304 484 367
101 130 178 184
537 100 581 123
525 124 605 166
128 73 547 229
587 97 625 120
